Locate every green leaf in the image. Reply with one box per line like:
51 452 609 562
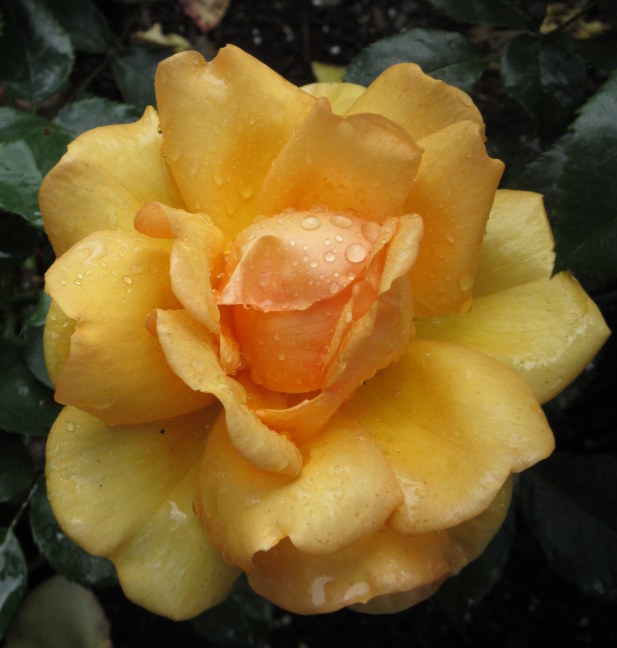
43 0 109 53
552 72 617 290
501 32 587 134
577 32 617 76
0 0 73 103
192 576 274 647
112 46 169 111
29 481 117 588
521 454 617 600
0 434 34 503
0 528 27 640
345 29 487 93
0 337 59 437
426 0 530 27
4 575 111 648
54 97 140 137
0 214 40 272
599 0 617 27
22 293 52 388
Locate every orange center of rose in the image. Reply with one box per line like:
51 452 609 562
217 208 378 392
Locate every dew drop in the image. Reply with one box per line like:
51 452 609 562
122 275 133 285
309 259 319 268
335 233 343 242
330 214 352 228
66 421 76 432
323 250 336 263
238 181 253 199
301 215 321 230
345 243 367 263
329 282 339 294
361 221 380 242
324 238 331 246
258 271 272 287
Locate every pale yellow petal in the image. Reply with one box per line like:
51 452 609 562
301 81 365 114
40 107 184 255
155 46 314 239
46 406 239 619
474 189 555 297
345 63 484 141
196 412 403 570
416 273 611 403
45 230 211 424
256 99 422 223
43 299 75 386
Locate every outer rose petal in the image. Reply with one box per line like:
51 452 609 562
43 299 75 386
40 107 184 255
256 99 422 223
45 230 211 424
46 406 239 620
415 273 611 403
196 412 403 570
406 121 504 316
345 63 485 141
338 339 553 534
301 82 366 114
247 481 512 615
155 46 314 239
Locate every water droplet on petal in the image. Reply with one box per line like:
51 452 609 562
309 259 319 268
323 250 336 263
122 275 133 285
330 214 352 228
301 216 321 230
345 243 367 263
329 282 339 294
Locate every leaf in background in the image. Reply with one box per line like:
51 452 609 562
344 29 487 93
112 46 170 111
53 97 140 137
0 214 39 272
0 435 34 503
43 0 109 54
22 293 52 388
0 0 73 103
4 575 111 648
0 528 27 640
426 0 530 27
577 32 617 76
29 481 117 588
552 73 617 291
0 337 59 436
311 61 346 83
521 454 617 600
599 0 617 27
501 32 587 135
192 576 274 647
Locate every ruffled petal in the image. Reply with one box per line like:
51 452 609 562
154 309 302 476
415 273 611 403
155 46 314 239
45 230 211 424
406 121 504 316
40 107 184 255
345 63 484 141
196 412 403 570
301 82 366 114
43 299 75 386
474 189 555 297
247 480 512 615
46 406 239 620
256 99 422 222
338 339 553 534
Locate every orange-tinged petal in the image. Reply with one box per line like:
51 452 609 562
406 121 504 316
43 299 75 386
155 46 314 239
154 309 302 475
257 99 422 222
301 82 366 114
415 273 611 403
46 406 239 620
135 201 226 333
196 412 403 570
248 481 512 615
45 230 211 424
40 107 184 256
339 339 553 534
345 63 484 141
474 189 555 297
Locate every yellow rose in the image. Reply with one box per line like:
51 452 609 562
41 46 609 618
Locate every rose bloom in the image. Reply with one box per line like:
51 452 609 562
41 46 609 618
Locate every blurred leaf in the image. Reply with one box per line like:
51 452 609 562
4 575 111 648
54 97 140 136
192 576 274 647
22 294 52 387
577 32 617 76
311 61 346 83
599 0 617 27
521 454 617 600
0 0 73 103
0 214 39 272
552 72 617 290
426 0 530 27
0 337 59 436
22 292 50 330
0 528 27 640
29 481 117 588
44 0 109 53
180 0 230 33
345 29 487 93
501 32 587 134
112 46 169 111
0 435 34 502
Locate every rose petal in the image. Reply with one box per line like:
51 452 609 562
301 82 366 114
196 412 403 570
406 120 504 316
415 273 611 403
257 99 422 222
46 406 239 620
40 107 184 255
43 299 75 386
155 46 314 238
45 231 211 424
